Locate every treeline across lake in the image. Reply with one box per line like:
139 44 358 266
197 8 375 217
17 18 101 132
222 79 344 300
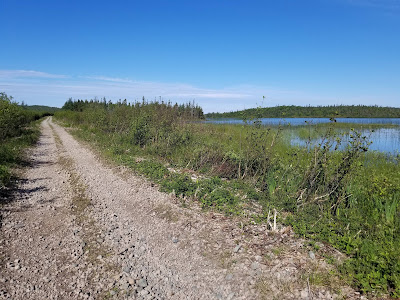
22 104 60 113
206 105 400 119
55 99 399 297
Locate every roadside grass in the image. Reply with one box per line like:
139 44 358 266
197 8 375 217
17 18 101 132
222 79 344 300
0 126 41 187
54 100 400 297
0 92 53 189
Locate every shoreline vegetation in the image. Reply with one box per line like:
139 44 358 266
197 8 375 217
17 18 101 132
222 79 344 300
0 93 56 188
206 105 400 119
54 98 400 298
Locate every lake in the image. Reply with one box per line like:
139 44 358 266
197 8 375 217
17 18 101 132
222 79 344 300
205 118 400 155
205 117 400 126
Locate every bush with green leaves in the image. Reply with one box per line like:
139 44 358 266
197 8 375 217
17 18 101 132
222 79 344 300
0 92 43 187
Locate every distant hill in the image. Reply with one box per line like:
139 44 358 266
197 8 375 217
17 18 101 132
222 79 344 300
206 105 400 119
23 105 60 113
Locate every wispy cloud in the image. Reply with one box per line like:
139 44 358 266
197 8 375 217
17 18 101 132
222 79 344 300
81 76 256 101
83 76 134 83
2 69 395 113
0 70 67 79
1 70 267 111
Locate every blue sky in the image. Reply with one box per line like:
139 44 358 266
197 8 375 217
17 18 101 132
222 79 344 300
0 0 399 112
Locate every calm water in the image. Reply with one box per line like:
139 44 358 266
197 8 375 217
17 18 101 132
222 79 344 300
291 128 400 155
205 118 400 154
205 117 400 126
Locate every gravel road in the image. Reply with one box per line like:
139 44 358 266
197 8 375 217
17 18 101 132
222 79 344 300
0 117 362 300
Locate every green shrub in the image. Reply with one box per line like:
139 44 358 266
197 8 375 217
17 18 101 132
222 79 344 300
0 92 42 187
161 174 196 197
135 160 169 181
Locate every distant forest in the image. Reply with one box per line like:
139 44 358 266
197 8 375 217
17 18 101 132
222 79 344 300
62 97 204 119
206 105 400 119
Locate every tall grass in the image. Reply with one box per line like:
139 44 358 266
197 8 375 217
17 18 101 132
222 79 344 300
55 99 400 297
0 92 46 187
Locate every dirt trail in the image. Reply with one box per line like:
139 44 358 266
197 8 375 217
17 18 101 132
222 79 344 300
0 117 361 300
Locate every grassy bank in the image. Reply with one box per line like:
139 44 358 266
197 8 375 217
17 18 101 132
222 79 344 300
0 93 48 188
55 99 400 297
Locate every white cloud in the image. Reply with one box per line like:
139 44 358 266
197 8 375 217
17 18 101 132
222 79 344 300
0 71 264 111
78 77 256 101
0 70 67 79
83 76 134 83
1 69 397 113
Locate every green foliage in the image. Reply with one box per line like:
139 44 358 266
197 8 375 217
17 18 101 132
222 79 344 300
136 160 169 181
206 104 400 119
61 97 204 119
201 187 237 209
1 92 30 140
0 92 42 187
131 114 152 147
161 174 196 197
287 149 400 296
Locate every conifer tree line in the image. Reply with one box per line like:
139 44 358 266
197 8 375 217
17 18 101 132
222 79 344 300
62 97 204 120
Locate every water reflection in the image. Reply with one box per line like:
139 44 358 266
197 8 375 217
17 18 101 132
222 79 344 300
290 127 400 155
